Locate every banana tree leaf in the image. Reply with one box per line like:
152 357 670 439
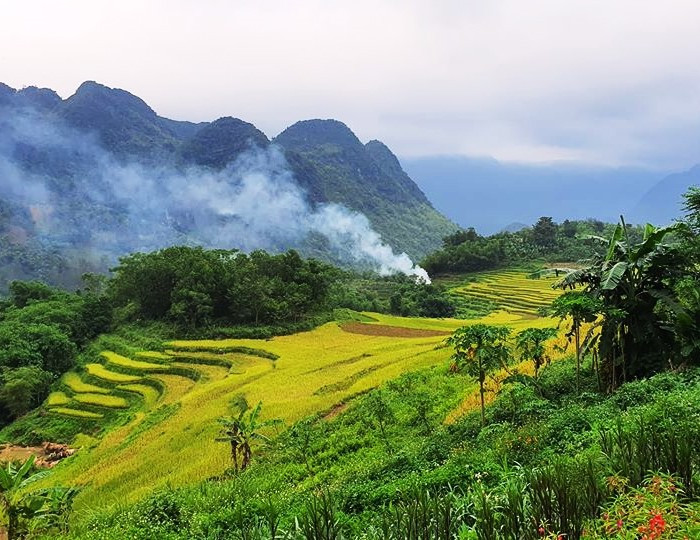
601 262 628 290
631 223 680 262
606 224 624 261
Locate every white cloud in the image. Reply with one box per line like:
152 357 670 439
2 0 700 168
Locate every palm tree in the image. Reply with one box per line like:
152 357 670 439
447 324 511 425
515 327 558 379
216 401 282 472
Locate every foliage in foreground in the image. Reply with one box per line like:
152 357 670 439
0 456 76 539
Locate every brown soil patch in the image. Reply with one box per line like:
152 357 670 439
0 444 43 462
323 402 348 420
0 442 75 468
340 322 451 338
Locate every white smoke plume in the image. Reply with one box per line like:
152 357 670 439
0 107 431 283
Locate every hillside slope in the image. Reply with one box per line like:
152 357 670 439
0 82 455 289
275 120 456 258
21 270 564 511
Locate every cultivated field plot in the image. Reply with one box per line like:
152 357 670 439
450 269 562 318
39 269 568 510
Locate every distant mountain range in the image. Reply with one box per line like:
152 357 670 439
0 81 456 287
402 156 699 234
629 165 700 225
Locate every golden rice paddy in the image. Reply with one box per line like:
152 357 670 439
39 269 568 513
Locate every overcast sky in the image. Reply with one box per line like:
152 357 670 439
2 1 700 169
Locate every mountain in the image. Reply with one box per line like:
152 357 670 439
180 117 269 168
630 165 700 225
274 120 455 257
501 222 529 233
0 81 455 288
401 156 663 234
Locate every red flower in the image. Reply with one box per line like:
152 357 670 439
616 519 623 529
649 513 665 532
538 526 545 536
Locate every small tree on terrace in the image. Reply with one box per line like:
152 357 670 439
549 292 600 390
447 324 511 425
515 327 558 379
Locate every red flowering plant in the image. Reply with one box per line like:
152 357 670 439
583 475 700 539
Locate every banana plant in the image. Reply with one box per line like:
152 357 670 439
217 401 283 472
552 216 685 390
0 456 50 540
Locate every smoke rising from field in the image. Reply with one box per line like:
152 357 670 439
0 106 430 282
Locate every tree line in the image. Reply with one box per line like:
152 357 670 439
110 247 337 328
0 281 110 425
421 217 647 275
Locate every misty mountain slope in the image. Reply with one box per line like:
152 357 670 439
180 117 270 168
402 156 663 234
57 81 195 160
630 165 700 225
274 120 456 258
0 81 452 289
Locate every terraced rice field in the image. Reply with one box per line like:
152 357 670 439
84 364 141 383
449 269 562 318
38 269 569 510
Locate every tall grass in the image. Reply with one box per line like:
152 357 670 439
600 415 697 496
379 489 469 540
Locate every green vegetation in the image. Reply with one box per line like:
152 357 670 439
110 247 336 328
57 363 700 539
216 401 283 473
422 218 647 275
331 272 458 319
1 191 700 538
515 327 558 379
0 280 111 427
447 324 511 424
0 456 77 539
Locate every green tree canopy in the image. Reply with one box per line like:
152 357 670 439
447 324 511 424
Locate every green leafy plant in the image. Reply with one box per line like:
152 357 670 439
216 401 283 473
447 324 512 425
515 327 558 379
0 456 55 539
